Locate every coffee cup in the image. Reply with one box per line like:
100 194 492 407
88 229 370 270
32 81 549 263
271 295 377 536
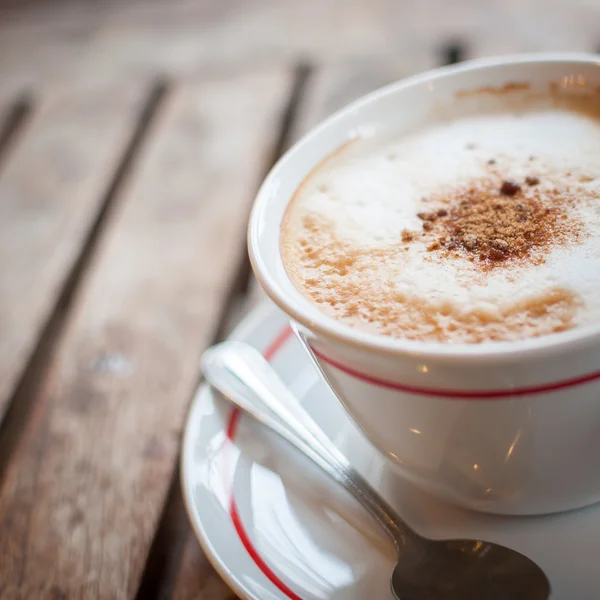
249 53 600 515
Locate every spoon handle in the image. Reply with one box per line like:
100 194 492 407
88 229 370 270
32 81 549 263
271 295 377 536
202 341 415 552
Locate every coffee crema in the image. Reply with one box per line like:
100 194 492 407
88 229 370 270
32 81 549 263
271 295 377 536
281 90 600 343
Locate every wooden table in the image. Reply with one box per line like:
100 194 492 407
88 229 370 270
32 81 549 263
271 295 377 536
0 1 598 598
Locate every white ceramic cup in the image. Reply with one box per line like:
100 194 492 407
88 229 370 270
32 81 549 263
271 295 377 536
248 53 600 515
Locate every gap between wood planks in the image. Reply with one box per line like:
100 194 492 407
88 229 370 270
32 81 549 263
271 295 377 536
0 80 169 489
132 61 313 600
0 94 33 172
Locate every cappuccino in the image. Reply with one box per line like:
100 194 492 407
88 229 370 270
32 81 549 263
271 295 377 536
281 91 600 343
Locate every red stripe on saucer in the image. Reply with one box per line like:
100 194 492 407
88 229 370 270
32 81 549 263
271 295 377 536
311 347 600 399
226 406 241 440
263 325 293 361
230 495 303 600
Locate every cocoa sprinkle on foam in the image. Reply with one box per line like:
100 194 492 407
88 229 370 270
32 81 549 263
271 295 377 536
409 176 583 267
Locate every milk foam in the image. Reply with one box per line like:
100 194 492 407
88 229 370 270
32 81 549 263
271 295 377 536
281 100 600 343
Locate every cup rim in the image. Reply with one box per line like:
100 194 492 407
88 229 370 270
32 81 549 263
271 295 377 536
249 52 600 364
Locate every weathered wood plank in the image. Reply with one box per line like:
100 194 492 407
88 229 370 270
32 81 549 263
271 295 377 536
1 0 598 86
0 82 152 427
170 55 440 600
0 67 293 600
291 54 437 146
456 1 600 58
171 538 237 600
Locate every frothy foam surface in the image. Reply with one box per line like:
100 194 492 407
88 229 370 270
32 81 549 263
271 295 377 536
281 94 600 343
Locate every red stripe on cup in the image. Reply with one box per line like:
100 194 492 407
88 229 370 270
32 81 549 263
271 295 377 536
311 347 600 399
225 324 303 600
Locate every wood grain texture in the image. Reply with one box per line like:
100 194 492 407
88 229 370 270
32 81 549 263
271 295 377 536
0 68 293 600
2 0 598 86
0 82 150 426
170 55 445 599
171 537 238 600
291 55 438 144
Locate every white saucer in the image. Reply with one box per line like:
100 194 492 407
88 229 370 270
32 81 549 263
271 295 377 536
181 302 600 600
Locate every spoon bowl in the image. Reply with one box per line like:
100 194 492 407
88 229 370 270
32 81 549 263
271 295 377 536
391 538 550 600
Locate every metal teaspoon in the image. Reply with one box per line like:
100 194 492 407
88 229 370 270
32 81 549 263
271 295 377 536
201 341 551 600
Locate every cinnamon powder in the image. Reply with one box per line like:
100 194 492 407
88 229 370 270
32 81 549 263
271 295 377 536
410 176 582 268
